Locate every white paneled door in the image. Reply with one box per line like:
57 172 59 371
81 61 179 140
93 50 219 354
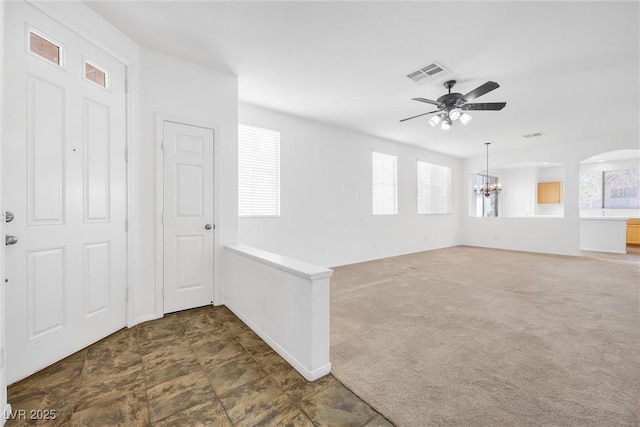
162 121 214 313
3 2 127 383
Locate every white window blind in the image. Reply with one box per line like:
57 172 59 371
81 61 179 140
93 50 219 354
238 124 280 217
417 161 451 214
372 151 398 215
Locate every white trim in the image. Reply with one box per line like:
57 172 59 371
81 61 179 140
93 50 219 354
580 216 629 221
82 56 110 91
0 0 6 418
226 244 333 281
154 115 164 318
224 301 331 381
125 63 137 328
131 313 161 327
579 247 627 255
155 113 219 317
25 24 65 68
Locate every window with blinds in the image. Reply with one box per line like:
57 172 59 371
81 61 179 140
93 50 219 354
372 151 398 215
417 161 451 214
238 124 280 217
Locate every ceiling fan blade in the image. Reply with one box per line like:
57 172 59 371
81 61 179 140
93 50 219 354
399 109 442 122
461 102 506 111
412 97 441 106
463 81 500 101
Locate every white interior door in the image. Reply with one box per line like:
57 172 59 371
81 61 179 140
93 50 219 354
163 121 214 313
3 2 127 383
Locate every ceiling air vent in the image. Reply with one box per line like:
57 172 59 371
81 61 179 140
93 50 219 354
406 62 448 83
523 132 544 139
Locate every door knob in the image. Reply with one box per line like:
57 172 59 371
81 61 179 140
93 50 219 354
5 235 18 245
205 224 212 230
5 211 14 223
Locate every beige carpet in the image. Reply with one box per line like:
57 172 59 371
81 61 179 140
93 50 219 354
330 246 640 426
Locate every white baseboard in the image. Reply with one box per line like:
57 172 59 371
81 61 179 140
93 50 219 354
580 246 627 254
129 313 161 328
224 301 331 381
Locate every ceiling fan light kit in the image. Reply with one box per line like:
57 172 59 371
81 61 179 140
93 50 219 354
401 79 506 129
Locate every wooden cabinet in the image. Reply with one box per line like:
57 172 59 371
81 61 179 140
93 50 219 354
537 181 562 204
627 219 640 245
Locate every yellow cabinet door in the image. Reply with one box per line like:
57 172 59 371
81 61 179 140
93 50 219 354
627 219 640 245
537 181 562 204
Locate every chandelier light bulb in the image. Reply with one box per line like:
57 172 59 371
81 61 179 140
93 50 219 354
428 115 441 127
449 109 461 121
441 120 451 130
460 113 472 125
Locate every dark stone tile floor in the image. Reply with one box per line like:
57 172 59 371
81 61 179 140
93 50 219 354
6 305 393 426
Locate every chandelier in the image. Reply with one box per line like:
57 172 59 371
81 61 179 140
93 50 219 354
474 142 501 197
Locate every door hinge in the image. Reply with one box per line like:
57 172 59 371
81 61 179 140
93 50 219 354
124 78 129 93
124 148 128 162
125 219 129 232
161 141 165 151
213 224 216 230
161 214 165 225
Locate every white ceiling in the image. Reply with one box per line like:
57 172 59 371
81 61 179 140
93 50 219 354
581 149 640 164
86 1 640 158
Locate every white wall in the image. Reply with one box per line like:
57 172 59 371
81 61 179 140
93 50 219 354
225 245 332 381
238 103 462 267
139 48 238 322
580 217 628 254
461 132 640 256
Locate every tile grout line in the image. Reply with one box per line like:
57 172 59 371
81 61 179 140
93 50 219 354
230 332 303 426
184 306 235 426
134 324 153 426
232 324 335 426
202 306 236 426
215 307 300 426
68 347 90 420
